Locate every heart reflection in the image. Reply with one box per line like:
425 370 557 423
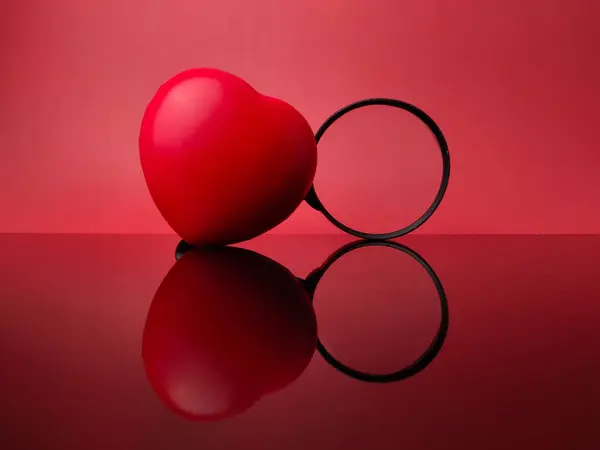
142 239 448 422
142 246 317 422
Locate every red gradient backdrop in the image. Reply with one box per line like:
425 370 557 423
1 0 599 234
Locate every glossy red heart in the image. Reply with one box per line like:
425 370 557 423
141 245 317 422
139 68 318 245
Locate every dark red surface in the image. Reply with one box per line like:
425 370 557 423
0 234 599 449
139 68 317 245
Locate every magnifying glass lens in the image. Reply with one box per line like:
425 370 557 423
313 103 444 235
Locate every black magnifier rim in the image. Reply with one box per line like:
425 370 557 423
305 98 451 240
307 239 449 383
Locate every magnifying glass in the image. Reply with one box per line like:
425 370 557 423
306 98 451 240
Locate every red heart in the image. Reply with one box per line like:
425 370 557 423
139 68 317 245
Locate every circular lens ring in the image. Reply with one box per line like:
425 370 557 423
305 98 451 240
312 239 449 383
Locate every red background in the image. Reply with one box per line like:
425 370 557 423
2 0 599 234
